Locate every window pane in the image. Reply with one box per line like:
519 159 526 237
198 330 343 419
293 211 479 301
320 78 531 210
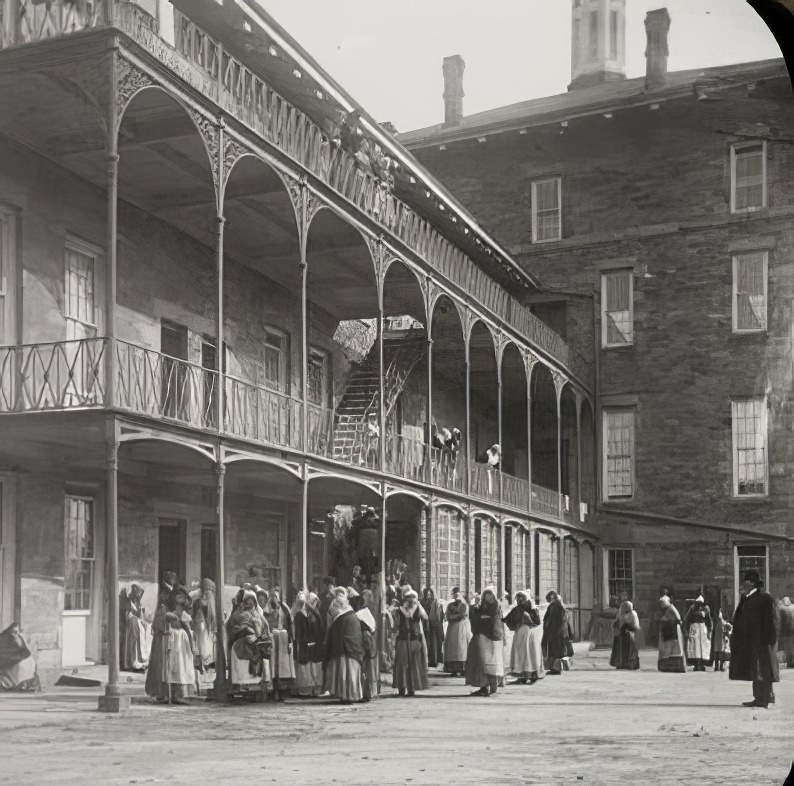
735 253 766 331
65 248 96 325
64 496 94 611
534 179 561 242
603 271 633 345
734 399 766 495
606 409 634 498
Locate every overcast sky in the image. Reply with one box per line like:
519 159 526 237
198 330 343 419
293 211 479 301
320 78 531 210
256 1 782 131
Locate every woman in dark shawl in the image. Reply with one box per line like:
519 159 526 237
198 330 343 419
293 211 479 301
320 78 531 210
542 590 571 675
609 600 640 670
420 587 445 668
465 587 504 696
292 591 324 697
657 595 687 673
226 589 273 687
503 590 543 684
323 587 365 704
0 623 40 692
263 588 295 700
391 588 429 697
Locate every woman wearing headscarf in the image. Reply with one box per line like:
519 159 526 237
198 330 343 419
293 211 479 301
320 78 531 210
263 588 295 700
443 586 471 676
323 587 365 704
657 595 687 673
503 591 543 684
391 587 429 697
499 591 514 684
357 606 379 701
465 587 504 696
121 584 151 672
226 589 273 689
0 623 40 692
145 585 198 704
420 587 445 668
609 600 640 671
542 590 571 675
192 578 216 672
685 595 712 671
292 591 324 697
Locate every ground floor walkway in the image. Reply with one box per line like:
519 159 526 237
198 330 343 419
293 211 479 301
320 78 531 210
0 652 791 785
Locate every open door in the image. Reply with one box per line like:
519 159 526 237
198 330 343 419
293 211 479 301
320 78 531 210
158 519 187 587
0 475 16 631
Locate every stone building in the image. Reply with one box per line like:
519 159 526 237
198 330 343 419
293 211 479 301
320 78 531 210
0 0 597 691
400 1 794 638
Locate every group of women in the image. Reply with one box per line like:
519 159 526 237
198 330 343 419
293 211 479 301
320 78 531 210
609 594 734 673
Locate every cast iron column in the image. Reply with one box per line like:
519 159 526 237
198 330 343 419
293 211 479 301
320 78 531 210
213 462 227 700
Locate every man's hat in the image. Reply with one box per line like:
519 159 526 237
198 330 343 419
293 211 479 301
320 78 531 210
743 570 761 585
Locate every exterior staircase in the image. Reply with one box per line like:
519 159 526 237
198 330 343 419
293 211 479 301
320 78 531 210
332 328 427 464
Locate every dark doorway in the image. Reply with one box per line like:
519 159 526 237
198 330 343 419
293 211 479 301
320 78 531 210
474 519 482 590
158 519 186 586
200 525 218 583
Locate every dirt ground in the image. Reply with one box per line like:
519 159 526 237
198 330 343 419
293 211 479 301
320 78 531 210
0 653 791 786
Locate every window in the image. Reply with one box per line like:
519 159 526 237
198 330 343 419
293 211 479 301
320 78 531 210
603 408 634 499
735 545 768 597
64 495 94 611
731 143 766 213
732 398 768 496
479 518 500 591
609 10 619 59
732 251 767 333
263 328 288 393
307 347 329 406
601 270 633 347
64 240 98 340
531 177 561 243
607 549 633 602
564 539 579 607
589 9 599 59
0 207 15 346
436 507 467 600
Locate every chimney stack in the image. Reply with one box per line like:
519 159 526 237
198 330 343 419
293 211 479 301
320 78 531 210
442 55 465 126
645 9 671 90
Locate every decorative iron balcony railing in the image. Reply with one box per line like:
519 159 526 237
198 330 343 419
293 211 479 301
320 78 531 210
0 0 593 390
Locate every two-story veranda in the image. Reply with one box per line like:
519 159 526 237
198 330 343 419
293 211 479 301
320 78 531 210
0 0 598 689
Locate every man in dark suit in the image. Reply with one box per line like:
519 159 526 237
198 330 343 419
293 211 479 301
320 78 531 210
729 570 779 709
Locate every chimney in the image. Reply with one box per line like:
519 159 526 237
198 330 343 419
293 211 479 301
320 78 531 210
442 55 465 126
645 9 671 90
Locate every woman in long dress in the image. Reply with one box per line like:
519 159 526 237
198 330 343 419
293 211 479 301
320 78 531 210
710 609 731 672
443 587 471 676
685 596 712 671
292 591 324 697
610 600 640 670
323 587 365 704
263 589 296 700
657 595 687 673
145 586 197 704
465 587 504 696
192 578 216 671
503 591 543 684
420 588 445 668
226 590 272 689
392 588 429 697
542 590 571 675
122 584 151 672
357 606 379 701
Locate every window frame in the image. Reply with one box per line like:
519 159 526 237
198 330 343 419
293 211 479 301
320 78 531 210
64 237 101 335
262 326 289 394
733 544 769 608
307 345 330 407
730 141 767 215
63 494 95 613
602 407 635 501
600 269 634 349
531 176 562 244
731 251 768 334
604 547 634 604
731 397 769 498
